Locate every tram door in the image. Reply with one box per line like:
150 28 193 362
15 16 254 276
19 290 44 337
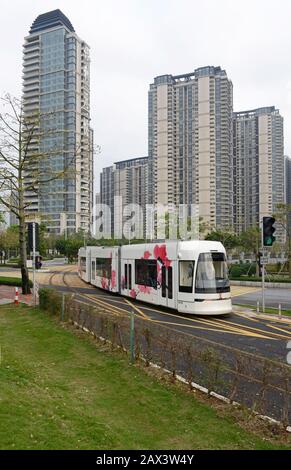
122 260 132 297
159 265 175 309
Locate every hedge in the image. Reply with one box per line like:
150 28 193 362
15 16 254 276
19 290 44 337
39 288 65 316
0 276 33 288
230 276 291 283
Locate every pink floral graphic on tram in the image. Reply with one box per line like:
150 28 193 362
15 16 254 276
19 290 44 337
153 244 172 287
142 250 151 260
138 284 152 294
129 289 137 299
101 277 109 290
121 274 125 290
111 270 116 289
154 244 172 268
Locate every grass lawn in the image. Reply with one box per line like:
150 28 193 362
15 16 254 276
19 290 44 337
0 304 290 450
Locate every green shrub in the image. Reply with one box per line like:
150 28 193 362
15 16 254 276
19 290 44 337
39 288 62 316
229 265 243 277
0 276 33 288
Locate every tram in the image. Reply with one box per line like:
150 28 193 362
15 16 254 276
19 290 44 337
78 240 232 315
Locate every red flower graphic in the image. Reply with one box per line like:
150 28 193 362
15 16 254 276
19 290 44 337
129 289 137 298
138 284 151 294
154 244 172 268
111 270 116 289
142 250 151 259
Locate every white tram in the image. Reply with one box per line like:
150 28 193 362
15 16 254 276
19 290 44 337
78 240 232 315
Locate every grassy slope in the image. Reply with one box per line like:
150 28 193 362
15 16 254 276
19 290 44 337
0 304 290 450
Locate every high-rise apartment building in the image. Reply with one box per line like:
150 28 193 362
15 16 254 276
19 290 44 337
23 9 93 234
233 107 284 237
99 157 148 237
148 66 233 229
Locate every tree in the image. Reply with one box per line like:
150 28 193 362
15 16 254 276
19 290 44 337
273 203 291 277
238 226 261 275
205 229 240 251
0 94 79 293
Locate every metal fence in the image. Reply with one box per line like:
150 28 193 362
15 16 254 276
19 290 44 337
40 289 291 427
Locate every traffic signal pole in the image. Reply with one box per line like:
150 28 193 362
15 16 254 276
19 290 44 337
261 221 265 313
32 222 36 307
261 216 276 314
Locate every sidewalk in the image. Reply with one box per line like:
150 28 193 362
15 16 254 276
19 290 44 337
233 304 291 323
0 285 34 306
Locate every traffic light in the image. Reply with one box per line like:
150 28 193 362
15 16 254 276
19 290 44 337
35 255 42 270
262 216 276 247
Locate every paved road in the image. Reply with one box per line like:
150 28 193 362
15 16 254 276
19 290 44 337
232 285 291 310
43 269 291 365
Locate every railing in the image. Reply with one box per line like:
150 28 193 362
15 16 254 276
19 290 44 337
39 289 291 427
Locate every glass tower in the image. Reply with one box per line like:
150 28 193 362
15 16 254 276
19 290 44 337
23 9 93 234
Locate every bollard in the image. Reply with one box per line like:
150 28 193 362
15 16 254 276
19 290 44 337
129 310 135 364
257 301 259 314
14 287 19 305
278 303 282 320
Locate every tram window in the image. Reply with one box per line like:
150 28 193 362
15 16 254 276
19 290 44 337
80 257 86 272
179 261 194 293
168 266 173 299
91 261 96 280
128 264 132 289
195 252 230 294
95 257 111 279
124 263 128 288
135 259 157 289
161 266 166 297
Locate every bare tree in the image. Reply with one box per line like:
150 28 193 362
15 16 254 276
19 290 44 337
273 203 291 277
0 94 79 294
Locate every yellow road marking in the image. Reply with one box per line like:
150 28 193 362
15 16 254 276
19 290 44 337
232 312 259 322
231 287 262 298
266 324 291 336
81 294 128 315
151 319 272 338
81 294 125 317
135 303 274 339
214 317 291 341
124 298 151 320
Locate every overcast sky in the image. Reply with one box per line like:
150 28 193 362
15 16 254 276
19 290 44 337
1 0 291 192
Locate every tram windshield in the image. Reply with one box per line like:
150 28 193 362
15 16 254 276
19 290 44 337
195 252 230 294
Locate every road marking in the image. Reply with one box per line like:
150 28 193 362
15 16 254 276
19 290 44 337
266 323 291 336
82 294 130 316
231 287 262 298
124 298 151 320
214 317 291 340
150 319 272 338
134 303 275 339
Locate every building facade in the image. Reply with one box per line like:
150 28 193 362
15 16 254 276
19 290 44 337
148 66 233 230
99 157 148 238
233 107 284 238
22 9 93 234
